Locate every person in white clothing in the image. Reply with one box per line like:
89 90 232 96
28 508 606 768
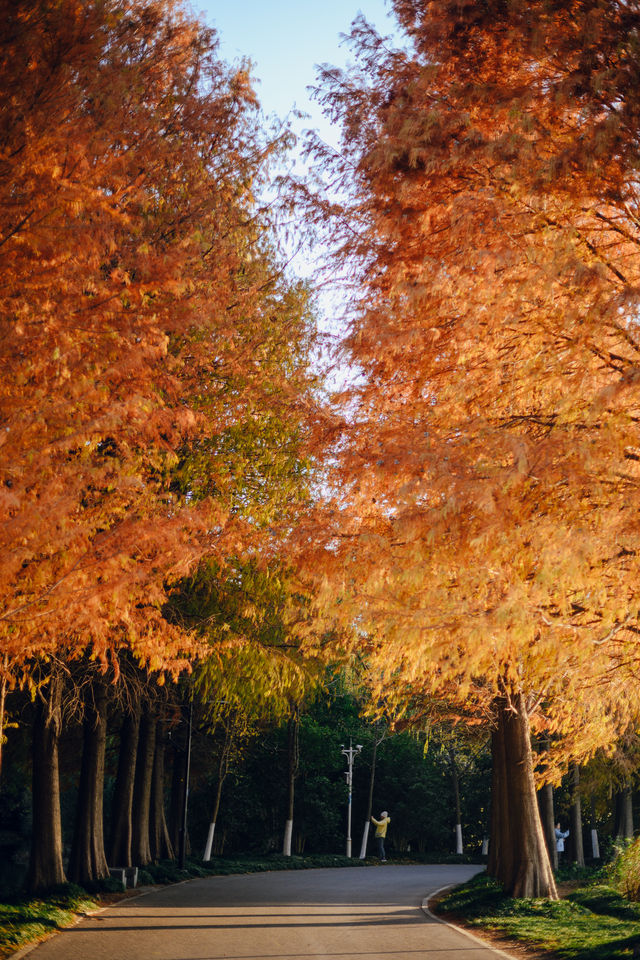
555 822 569 859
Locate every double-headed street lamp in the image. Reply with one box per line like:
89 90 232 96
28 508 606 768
341 739 362 858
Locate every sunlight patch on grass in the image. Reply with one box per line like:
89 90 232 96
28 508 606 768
437 873 640 959
0 885 97 959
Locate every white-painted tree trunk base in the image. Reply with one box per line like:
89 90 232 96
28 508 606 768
359 820 370 859
591 828 600 859
455 823 463 855
283 819 293 856
203 821 216 861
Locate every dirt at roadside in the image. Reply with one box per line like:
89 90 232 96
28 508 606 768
428 889 569 960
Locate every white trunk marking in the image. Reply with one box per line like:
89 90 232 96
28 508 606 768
203 821 216 861
359 820 370 859
283 819 293 856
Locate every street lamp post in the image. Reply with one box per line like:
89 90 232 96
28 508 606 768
341 739 362 858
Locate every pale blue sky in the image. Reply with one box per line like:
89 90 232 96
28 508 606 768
193 0 397 144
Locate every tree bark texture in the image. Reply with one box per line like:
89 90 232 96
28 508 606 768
27 668 66 892
68 677 110 883
132 704 156 866
615 784 634 840
108 706 141 867
150 719 174 861
537 781 558 871
568 764 585 867
487 694 557 899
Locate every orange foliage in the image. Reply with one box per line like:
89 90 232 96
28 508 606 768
0 1 313 674
298 0 640 774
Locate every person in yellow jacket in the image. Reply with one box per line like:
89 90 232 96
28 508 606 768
371 810 390 861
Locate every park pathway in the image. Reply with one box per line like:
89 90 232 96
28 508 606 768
25 864 515 960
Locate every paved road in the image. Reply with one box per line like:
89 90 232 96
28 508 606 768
27 864 513 960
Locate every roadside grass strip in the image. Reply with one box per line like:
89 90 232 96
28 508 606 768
0 885 97 959
436 873 640 959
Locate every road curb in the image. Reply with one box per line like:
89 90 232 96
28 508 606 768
421 884 517 959
5 885 163 960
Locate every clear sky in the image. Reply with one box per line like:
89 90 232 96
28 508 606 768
193 0 397 145
190 0 401 343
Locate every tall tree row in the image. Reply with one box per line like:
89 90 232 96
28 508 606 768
0 0 320 891
0 0 314 676
297 0 640 897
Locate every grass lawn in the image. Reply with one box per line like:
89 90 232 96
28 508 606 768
436 872 640 959
0 885 98 959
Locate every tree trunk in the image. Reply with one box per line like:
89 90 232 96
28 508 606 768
27 668 66 892
359 735 379 859
150 718 173 861
283 704 299 857
537 781 558 871
108 706 141 867
615 784 634 840
449 747 463 855
487 693 557 899
568 764 585 867
68 677 110 883
203 774 225 861
132 704 156 866
203 721 234 861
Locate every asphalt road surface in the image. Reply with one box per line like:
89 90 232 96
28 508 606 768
27 864 514 960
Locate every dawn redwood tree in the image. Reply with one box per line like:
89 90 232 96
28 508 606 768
68 674 110 884
298 0 640 897
615 786 634 842
0 0 315 678
27 664 66 892
2 0 319 886
109 704 142 868
109 666 174 867
150 714 174 861
132 704 157 867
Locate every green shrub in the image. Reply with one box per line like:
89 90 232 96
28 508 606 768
80 877 125 895
607 839 640 901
